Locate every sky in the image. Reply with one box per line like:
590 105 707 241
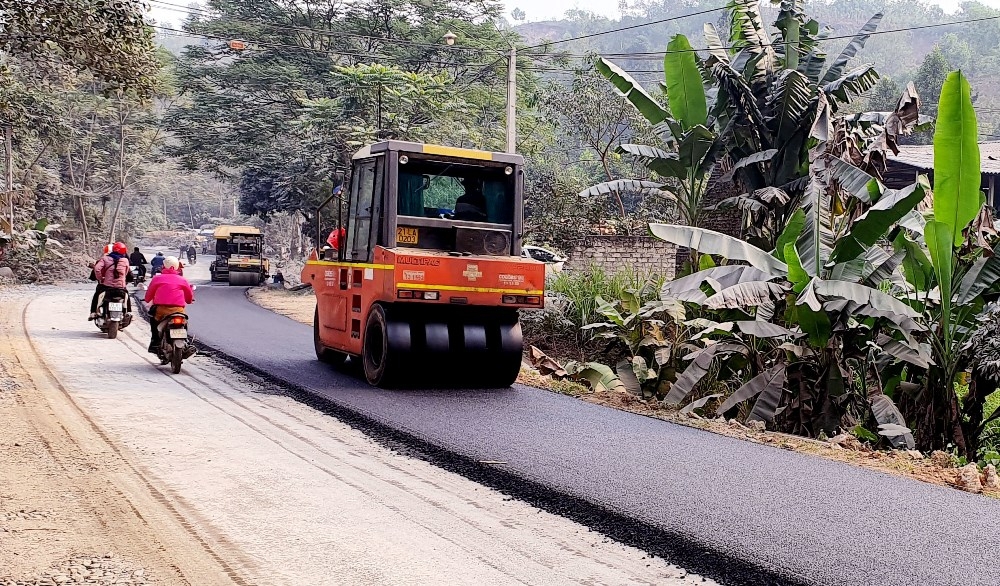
149 0 1000 28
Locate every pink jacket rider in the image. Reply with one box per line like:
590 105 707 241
144 267 194 307
93 254 130 288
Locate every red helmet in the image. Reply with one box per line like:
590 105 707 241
113 242 127 255
103 243 112 254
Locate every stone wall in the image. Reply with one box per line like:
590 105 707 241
566 235 677 279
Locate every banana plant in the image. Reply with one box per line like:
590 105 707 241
584 34 723 228
705 1 888 251
893 70 1000 456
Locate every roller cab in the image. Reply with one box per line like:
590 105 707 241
302 141 545 387
210 225 270 286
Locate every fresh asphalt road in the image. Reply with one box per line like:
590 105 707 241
185 284 1000 586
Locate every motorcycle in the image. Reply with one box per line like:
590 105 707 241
156 286 197 374
129 265 146 285
94 288 133 339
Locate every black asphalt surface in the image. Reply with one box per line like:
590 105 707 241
186 284 1000 586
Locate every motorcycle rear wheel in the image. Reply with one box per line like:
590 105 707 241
107 321 119 339
170 347 183 374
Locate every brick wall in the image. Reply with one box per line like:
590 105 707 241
566 235 677 279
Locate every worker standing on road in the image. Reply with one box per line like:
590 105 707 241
144 256 195 354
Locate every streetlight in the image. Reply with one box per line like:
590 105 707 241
443 31 516 155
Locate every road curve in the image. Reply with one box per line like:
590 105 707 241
186 284 1000 586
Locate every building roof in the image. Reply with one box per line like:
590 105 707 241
887 142 1000 176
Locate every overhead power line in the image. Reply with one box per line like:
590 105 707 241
550 13 1000 60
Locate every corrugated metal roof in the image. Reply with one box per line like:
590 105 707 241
887 141 1000 175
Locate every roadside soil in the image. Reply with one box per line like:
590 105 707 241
1 284 714 585
248 286 1000 499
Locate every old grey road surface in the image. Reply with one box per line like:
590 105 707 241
187 284 1000 586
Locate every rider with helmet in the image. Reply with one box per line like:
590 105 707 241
150 251 165 275
144 256 195 354
90 242 130 320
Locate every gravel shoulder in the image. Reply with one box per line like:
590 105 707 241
1 284 714 586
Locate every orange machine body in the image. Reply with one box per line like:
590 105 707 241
303 246 545 358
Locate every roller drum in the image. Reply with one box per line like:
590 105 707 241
228 271 260 286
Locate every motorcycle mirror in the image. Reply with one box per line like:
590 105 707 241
191 285 198 291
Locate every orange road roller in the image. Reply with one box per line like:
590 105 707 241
301 141 545 387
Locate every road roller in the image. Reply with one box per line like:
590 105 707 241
301 141 545 388
210 225 270 286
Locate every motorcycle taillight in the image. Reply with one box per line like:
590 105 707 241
170 317 186 325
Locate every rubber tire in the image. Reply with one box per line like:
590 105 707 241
170 347 183 374
107 320 119 340
363 304 398 387
314 307 347 366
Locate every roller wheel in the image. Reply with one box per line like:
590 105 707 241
170 347 183 374
107 320 119 340
314 307 347 366
363 304 403 387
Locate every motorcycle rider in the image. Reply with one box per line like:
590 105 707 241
186 242 197 264
129 246 148 280
90 242 130 320
144 256 195 355
150 251 165 275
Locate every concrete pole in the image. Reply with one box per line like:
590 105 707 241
506 46 516 154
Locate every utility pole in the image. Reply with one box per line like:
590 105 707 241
506 46 516 154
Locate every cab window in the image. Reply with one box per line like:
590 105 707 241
398 159 514 225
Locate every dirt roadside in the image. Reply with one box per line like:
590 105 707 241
2 285 715 585
0 287 238 586
248 286 1000 498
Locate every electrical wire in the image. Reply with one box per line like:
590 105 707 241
543 13 1000 60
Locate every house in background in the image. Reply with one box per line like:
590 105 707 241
884 142 1000 208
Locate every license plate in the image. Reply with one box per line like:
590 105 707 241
396 227 418 244
108 302 123 311
169 328 188 339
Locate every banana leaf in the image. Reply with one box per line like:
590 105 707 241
665 343 746 405
820 13 884 85
722 149 778 182
617 143 687 179
774 208 806 262
736 321 803 339
933 70 982 247
579 179 666 198
830 178 928 264
566 361 626 393
877 334 933 369
766 69 812 148
822 65 880 105
795 174 834 277
661 265 779 303
827 158 875 201
680 393 723 415
894 232 934 291
702 22 729 65
704 281 789 309
871 394 915 449
649 224 788 275
595 58 671 126
664 34 707 129
716 362 787 418
956 239 1000 305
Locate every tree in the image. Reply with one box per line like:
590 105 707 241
166 0 527 231
868 76 901 112
0 0 157 240
913 48 950 116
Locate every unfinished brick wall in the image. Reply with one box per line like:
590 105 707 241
566 236 677 279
